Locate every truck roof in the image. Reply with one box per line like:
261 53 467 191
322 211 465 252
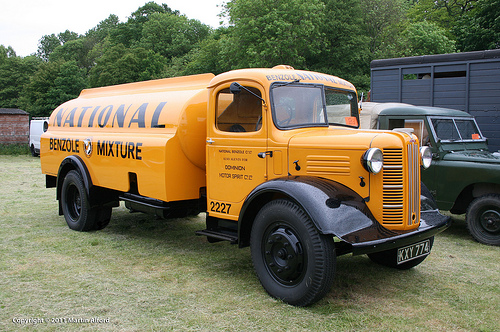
208 66 356 91
360 102 471 129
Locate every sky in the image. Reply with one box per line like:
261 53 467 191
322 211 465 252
0 0 226 57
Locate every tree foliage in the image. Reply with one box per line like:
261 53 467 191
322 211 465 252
0 0 497 117
18 61 87 117
223 0 326 68
402 21 456 56
454 0 500 51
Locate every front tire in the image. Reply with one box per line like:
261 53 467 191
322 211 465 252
466 194 500 246
61 170 97 231
250 199 336 306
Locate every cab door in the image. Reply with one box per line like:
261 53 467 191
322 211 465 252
206 82 268 220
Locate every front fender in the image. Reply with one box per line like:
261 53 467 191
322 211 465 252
239 176 451 253
239 176 376 241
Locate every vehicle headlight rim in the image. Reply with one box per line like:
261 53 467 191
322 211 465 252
420 146 432 169
363 148 383 174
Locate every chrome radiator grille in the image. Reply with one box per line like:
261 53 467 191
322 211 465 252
407 143 420 226
382 144 420 227
382 149 404 225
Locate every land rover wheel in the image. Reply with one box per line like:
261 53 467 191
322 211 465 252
61 170 97 231
466 194 500 246
250 199 336 306
368 237 434 270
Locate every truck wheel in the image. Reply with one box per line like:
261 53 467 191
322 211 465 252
368 237 434 270
250 199 336 306
466 194 500 246
61 170 97 231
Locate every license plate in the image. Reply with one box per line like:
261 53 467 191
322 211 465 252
397 239 431 264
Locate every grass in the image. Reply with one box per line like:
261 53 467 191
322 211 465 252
0 144 30 156
1 155 499 331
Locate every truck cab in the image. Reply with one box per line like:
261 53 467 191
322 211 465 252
41 67 451 306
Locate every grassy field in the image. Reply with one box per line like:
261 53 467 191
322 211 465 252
1 155 498 331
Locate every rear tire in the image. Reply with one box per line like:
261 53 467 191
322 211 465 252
250 199 336 306
61 170 97 231
466 194 500 246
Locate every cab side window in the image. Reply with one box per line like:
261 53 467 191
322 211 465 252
216 87 263 132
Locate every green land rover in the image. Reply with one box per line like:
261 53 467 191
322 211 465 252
360 102 500 246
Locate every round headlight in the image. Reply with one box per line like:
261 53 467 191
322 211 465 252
362 148 383 174
420 146 432 169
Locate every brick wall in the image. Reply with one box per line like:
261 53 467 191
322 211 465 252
0 114 30 144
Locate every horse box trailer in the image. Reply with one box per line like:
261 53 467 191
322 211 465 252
370 49 500 152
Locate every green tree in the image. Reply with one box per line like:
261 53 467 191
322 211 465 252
19 60 87 117
408 0 478 32
139 13 210 60
88 44 166 87
401 21 456 56
0 46 40 108
49 39 89 69
454 0 500 51
361 0 409 59
223 0 326 68
312 0 372 90
182 27 234 75
109 2 178 48
37 34 61 61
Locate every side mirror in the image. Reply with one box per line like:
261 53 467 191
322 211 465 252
230 82 241 95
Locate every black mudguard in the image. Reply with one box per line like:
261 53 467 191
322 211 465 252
56 155 93 201
240 176 451 254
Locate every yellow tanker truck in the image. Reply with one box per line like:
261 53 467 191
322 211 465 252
40 65 450 306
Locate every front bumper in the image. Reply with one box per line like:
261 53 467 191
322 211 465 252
345 210 451 255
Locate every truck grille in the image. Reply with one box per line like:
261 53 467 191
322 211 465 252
407 143 420 226
382 144 420 227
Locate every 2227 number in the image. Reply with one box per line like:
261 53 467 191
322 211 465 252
210 201 231 214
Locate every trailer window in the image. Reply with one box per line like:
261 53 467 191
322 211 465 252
216 87 263 132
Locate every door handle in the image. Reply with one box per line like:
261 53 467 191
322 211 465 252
206 138 215 144
258 151 273 158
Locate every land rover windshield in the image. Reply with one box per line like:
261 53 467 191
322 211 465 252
270 82 358 129
430 117 484 142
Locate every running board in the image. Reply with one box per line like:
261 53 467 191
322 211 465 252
195 229 238 244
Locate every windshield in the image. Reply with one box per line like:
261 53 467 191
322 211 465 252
325 88 359 127
271 83 327 129
271 83 358 129
430 117 483 142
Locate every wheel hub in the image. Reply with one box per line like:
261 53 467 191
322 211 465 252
68 184 82 220
480 209 500 233
264 226 305 285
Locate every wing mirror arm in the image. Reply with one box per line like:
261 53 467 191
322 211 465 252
230 82 267 106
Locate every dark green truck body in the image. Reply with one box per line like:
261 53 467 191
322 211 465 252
360 102 500 245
